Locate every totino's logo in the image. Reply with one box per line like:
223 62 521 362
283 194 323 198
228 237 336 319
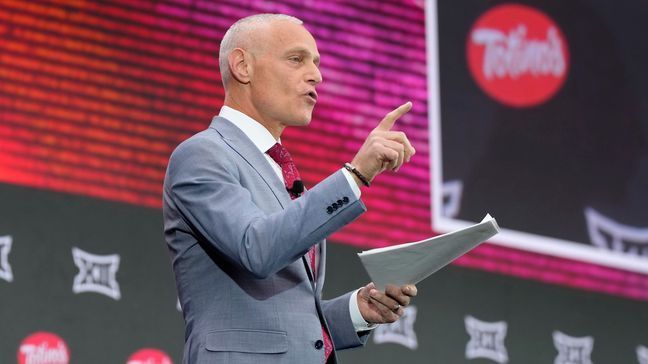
467 4 569 108
127 348 173 364
18 332 70 364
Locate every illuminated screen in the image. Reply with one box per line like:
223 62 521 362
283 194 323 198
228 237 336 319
1 0 646 301
428 0 648 298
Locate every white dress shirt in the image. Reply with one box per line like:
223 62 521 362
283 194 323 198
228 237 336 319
219 106 375 332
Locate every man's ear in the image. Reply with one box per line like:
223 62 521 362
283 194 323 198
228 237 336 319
228 48 251 84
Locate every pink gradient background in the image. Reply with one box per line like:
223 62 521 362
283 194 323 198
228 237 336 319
0 0 646 300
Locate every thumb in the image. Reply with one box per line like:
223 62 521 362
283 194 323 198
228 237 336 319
376 101 412 131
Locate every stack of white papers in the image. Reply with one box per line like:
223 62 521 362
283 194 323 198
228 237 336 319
357 214 500 290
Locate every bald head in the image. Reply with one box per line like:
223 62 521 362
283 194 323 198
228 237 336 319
218 14 321 138
219 14 303 88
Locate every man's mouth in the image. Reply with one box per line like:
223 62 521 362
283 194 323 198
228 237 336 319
305 91 318 103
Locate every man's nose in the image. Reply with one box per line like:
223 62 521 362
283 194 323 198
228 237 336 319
308 63 323 85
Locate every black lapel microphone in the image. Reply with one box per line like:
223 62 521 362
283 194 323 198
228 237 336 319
288 180 304 196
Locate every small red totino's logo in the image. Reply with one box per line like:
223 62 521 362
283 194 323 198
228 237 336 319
467 4 569 108
127 348 173 364
18 332 70 364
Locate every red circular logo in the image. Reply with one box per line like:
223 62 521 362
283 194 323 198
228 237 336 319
466 4 569 107
127 348 173 364
18 332 70 364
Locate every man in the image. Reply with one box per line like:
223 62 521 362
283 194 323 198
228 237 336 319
163 14 418 363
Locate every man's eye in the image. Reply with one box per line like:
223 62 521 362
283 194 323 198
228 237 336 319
289 57 302 63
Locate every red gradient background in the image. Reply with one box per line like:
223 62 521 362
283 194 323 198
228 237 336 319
0 0 646 300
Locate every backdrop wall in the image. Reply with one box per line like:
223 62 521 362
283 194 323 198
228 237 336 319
0 1 646 363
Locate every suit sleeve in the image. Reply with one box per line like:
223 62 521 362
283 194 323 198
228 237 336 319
164 136 366 279
322 292 371 350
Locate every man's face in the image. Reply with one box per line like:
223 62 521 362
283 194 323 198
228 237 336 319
248 21 322 129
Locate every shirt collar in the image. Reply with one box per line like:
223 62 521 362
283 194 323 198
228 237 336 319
218 106 279 153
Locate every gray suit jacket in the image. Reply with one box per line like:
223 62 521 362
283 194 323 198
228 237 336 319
163 116 369 363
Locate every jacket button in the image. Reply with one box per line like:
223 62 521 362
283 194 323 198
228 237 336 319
314 340 324 350
337 199 343 206
343 196 349 203
326 206 333 214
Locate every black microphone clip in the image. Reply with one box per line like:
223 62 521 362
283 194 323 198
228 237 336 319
288 180 305 196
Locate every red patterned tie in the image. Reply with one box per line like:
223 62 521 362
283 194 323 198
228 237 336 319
266 142 333 361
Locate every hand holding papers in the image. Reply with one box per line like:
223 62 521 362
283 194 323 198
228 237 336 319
357 214 500 290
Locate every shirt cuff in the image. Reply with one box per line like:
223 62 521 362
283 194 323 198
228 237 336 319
341 168 362 199
349 289 377 332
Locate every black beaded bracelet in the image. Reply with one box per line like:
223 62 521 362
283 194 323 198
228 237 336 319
344 163 371 187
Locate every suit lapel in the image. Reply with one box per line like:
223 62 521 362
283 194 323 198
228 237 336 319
209 116 291 208
316 242 326 295
210 116 318 288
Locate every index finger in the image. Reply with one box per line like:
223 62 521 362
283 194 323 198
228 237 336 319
376 101 412 131
401 284 417 297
